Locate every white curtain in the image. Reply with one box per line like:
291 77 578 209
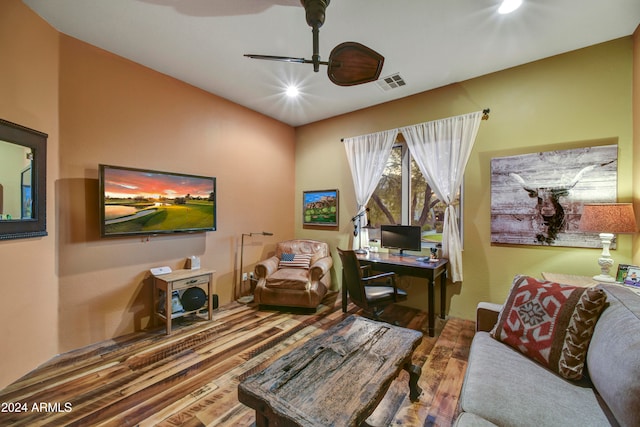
400 111 483 282
343 129 398 249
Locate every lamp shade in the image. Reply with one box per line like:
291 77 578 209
578 203 637 233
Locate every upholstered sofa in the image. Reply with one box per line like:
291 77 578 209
253 239 333 311
456 278 640 427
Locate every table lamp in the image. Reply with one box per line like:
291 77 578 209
351 208 370 254
578 203 637 282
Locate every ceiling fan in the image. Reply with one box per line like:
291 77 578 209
244 0 384 86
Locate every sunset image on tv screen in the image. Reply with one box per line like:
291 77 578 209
101 166 216 236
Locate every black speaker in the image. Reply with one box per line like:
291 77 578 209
180 287 207 311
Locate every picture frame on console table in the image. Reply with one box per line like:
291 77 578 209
303 189 339 227
616 264 632 283
622 266 640 288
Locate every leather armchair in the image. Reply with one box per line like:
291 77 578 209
254 239 333 310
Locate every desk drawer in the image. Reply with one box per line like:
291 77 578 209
172 274 209 290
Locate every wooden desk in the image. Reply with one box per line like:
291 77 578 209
238 315 423 427
352 253 448 337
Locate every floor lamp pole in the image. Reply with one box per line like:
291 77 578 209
237 231 273 302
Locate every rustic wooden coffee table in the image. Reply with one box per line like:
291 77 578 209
238 315 423 427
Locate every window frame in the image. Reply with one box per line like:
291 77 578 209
367 140 463 250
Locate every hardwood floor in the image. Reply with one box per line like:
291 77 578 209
0 293 475 426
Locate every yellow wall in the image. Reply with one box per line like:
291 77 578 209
0 1 295 387
633 26 640 264
296 37 635 319
0 142 28 218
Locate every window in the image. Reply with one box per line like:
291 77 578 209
367 141 461 246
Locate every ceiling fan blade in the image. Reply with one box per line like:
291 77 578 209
244 2 385 86
327 42 384 86
244 54 312 64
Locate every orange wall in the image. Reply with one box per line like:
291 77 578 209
0 1 59 388
56 36 296 351
0 1 295 387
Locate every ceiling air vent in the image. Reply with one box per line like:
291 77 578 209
376 73 407 91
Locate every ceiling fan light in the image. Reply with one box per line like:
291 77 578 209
498 0 522 14
286 85 300 97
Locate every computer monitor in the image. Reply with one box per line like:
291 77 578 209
380 225 422 255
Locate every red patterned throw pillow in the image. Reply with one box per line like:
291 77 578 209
490 275 607 380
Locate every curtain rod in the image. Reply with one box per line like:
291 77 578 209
340 108 490 142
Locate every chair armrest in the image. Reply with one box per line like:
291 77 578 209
476 302 502 332
364 272 402 300
363 272 395 283
255 256 279 279
310 256 333 281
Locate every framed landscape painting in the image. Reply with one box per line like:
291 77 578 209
490 144 617 247
303 189 338 227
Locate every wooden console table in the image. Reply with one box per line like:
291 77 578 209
152 268 215 334
238 315 423 427
542 272 640 296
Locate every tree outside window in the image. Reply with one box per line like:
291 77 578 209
367 143 460 246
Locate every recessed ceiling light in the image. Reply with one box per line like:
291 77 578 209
498 0 522 14
286 85 299 97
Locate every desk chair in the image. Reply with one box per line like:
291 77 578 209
337 248 408 319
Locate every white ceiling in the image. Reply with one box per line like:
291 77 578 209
22 0 640 127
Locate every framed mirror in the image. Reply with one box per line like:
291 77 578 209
0 118 47 240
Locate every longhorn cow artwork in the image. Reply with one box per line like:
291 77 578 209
490 144 618 247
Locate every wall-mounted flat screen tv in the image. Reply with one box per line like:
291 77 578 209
99 164 216 237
